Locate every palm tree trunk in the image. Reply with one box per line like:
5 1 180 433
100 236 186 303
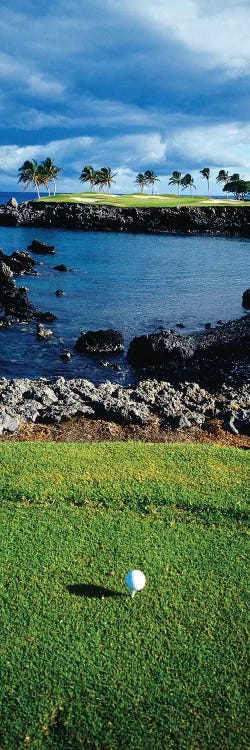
35 181 40 198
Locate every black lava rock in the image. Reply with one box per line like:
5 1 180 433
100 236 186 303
75 329 124 354
1 202 250 239
27 239 55 254
128 317 250 370
127 330 196 366
242 288 250 308
54 264 69 272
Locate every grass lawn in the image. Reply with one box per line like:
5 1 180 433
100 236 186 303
37 192 249 208
0 443 249 749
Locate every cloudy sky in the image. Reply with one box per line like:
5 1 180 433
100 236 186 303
0 0 250 195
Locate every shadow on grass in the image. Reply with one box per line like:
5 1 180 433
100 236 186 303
175 503 250 525
67 583 125 599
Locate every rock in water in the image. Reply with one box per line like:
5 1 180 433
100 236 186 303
75 329 124 354
8 250 37 275
27 239 55 254
60 350 71 361
127 329 196 366
37 323 53 339
128 317 250 368
54 264 70 272
242 288 250 308
0 261 15 288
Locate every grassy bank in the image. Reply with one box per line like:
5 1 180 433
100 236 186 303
38 192 249 208
0 442 249 749
0 442 248 514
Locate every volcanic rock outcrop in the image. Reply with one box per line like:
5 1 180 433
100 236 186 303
1 200 250 237
0 249 56 323
242 288 250 308
0 375 248 435
27 239 55 254
75 329 124 354
127 317 250 370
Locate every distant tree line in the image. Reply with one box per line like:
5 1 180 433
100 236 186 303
168 168 250 199
17 159 250 199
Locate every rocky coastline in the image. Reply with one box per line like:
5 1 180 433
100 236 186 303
0 209 249 438
0 370 249 438
0 302 248 437
1 200 250 237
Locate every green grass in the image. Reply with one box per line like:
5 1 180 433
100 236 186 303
37 191 249 208
0 443 249 749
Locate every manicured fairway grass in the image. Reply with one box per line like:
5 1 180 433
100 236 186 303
38 192 248 208
0 443 249 749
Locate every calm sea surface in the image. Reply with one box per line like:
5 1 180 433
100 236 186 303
0 191 46 204
0 199 249 383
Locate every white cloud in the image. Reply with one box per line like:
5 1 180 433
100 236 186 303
103 133 167 166
0 136 93 174
0 52 65 100
15 99 160 131
110 0 250 75
169 122 250 168
28 75 64 99
0 122 250 193
0 52 27 81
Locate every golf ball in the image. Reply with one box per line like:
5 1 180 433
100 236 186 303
125 569 146 596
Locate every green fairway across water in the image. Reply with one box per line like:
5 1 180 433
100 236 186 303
0 443 249 749
38 191 249 208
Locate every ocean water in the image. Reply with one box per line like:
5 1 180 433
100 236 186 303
0 191 47 205
0 223 249 383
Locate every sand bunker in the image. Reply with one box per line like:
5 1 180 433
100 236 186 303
130 194 171 199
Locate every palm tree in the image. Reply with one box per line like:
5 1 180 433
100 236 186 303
200 167 210 197
216 169 229 197
144 170 160 194
17 159 43 198
181 173 196 197
216 169 229 185
97 167 117 192
135 173 147 192
38 161 51 196
168 171 182 196
93 169 106 191
94 169 104 190
41 157 62 196
79 165 96 190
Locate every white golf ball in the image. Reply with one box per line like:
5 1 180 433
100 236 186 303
125 569 146 597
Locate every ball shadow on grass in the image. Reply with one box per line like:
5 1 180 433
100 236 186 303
67 583 125 599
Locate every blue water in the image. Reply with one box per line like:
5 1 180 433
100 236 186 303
0 224 249 383
0 191 47 204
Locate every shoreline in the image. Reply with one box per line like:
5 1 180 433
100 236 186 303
1 201 250 237
0 363 248 439
1 413 249 448
0 204 248 441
